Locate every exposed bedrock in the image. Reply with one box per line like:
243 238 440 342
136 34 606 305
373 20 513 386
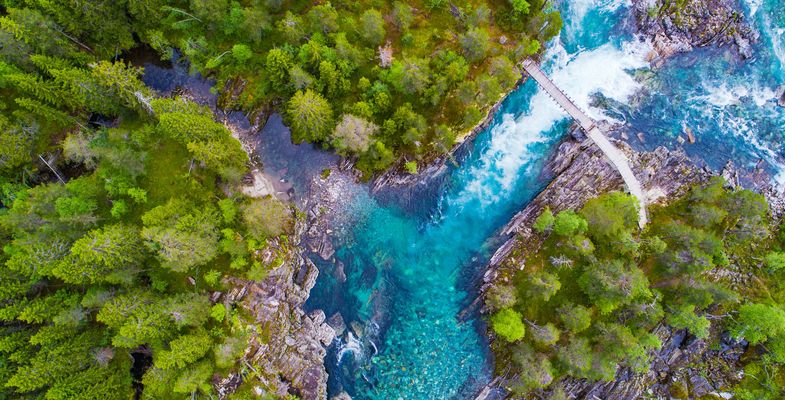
633 0 756 65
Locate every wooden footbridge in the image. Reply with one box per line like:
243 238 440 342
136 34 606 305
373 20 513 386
521 59 648 228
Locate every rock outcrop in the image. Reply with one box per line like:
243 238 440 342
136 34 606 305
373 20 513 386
218 228 335 399
633 0 756 65
778 86 785 107
551 324 744 399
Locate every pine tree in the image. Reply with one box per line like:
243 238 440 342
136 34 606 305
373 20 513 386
286 89 334 143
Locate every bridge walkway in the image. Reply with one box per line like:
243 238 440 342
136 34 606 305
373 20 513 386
521 59 648 227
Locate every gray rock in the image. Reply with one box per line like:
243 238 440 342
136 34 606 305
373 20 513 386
328 313 347 337
350 321 364 338
689 374 713 397
633 0 756 63
217 232 334 400
778 86 785 107
331 391 352 400
334 260 347 283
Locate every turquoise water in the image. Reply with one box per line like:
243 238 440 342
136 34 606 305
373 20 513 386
298 0 785 398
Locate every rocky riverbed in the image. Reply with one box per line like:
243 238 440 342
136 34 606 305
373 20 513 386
169 75 342 399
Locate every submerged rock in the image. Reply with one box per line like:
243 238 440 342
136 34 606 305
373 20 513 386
328 312 347 337
331 391 352 400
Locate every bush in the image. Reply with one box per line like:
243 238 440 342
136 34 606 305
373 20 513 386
533 207 554 233
552 210 587 237
490 308 525 342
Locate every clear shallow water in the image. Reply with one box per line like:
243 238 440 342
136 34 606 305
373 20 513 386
301 0 785 398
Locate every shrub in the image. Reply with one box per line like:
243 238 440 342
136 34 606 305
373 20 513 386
490 308 525 342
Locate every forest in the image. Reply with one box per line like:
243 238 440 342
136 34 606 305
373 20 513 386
0 0 561 177
489 179 785 399
0 49 293 400
0 0 561 398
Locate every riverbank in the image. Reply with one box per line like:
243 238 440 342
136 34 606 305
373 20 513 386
480 123 785 398
370 76 526 199
139 61 341 399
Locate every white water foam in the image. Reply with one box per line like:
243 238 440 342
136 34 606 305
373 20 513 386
454 37 650 207
565 0 632 36
546 39 651 120
696 82 778 107
336 332 364 363
772 28 785 68
690 95 785 190
742 0 785 68
744 0 764 15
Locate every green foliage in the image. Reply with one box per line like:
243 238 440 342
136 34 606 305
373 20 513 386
242 197 293 241
578 259 650 314
210 303 227 322
108 0 558 175
491 308 525 342
557 303 592 333
141 199 221 272
0 57 290 398
404 161 418 175
460 27 491 63
732 304 785 345
533 207 554 233
286 89 334 143
509 343 553 392
332 114 377 154
154 330 213 370
493 181 784 396
526 271 561 301
552 210 587 237
667 304 710 339
486 284 518 311
581 192 639 240
766 251 785 272
232 44 253 63
510 0 531 15
55 224 144 285
360 9 386 46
